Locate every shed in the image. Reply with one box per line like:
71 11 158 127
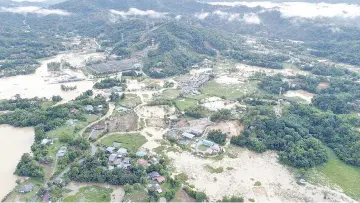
150 184 162 193
149 171 160 179
136 151 147 157
156 176 166 183
117 148 128 155
190 129 203 136
182 132 195 139
85 105 94 112
210 144 221 152
19 183 34 193
56 146 67 157
201 139 215 147
113 142 121 148
108 153 117 162
137 159 148 167
106 146 116 153
93 124 105 130
41 138 52 145
113 158 122 165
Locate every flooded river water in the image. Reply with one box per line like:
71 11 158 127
0 50 104 198
0 125 34 198
0 52 102 102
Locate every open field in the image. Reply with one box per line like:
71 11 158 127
307 148 360 200
161 89 180 100
200 80 259 100
167 148 355 202
175 98 198 111
100 133 147 152
64 185 113 202
118 94 142 108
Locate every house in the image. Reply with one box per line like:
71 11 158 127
113 142 121 148
156 176 166 183
19 183 34 193
84 105 94 112
136 151 147 157
106 146 116 153
56 146 67 157
149 157 159 164
137 159 148 167
123 157 130 164
117 148 128 155
201 140 215 147
113 158 123 165
210 144 221 152
149 171 160 180
117 163 131 169
182 132 195 139
41 138 53 145
108 153 117 162
66 119 76 126
97 105 104 111
190 129 203 137
70 108 78 114
150 184 162 193
92 124 105 130
112 86 123 92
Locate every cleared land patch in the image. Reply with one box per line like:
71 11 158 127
100 133 147 152
64 185 113 202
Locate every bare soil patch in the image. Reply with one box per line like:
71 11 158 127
207 121 243 138
167 149 355 202
284 90 315 104
107 112 138 132
317 82 329 90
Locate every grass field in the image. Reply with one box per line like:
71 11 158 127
308 147 360 200
175 99 198 111
200 80 259 100
161 89 180 100
123 188 148 202
63 186 113 202
100 133 147 152
118 94 142 108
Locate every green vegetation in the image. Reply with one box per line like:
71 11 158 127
204 164 224 173
63 186 113 202
221 195 244 202
210 109 232 122
254 181 262 186
68 151 141 185
47 62 61 71
183 186 208 202
100 133 147 152
93 78 122 89
308 148 360 199
175 98 198 111
200 81 253 100
161 89 180 100
207 130 227 145
123 186 148 202
118 94 142 108
14 153 44 179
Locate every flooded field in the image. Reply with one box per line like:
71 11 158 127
0 51 102 102
0 125 34 198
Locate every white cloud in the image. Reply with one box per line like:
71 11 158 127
110 8 167 19
209 1 360 19
194 12 209 20
243 13 261 24
175 15 182 20
0 6 70 15
213 10 240 22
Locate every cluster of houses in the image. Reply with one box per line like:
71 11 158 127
84 104 104 112
105 142 167 194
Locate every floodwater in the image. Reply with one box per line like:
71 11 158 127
0 52 102 102
0 125 34 198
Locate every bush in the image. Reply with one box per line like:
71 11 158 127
207 130 227 145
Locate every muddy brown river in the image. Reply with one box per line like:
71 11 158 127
0 125 34 198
